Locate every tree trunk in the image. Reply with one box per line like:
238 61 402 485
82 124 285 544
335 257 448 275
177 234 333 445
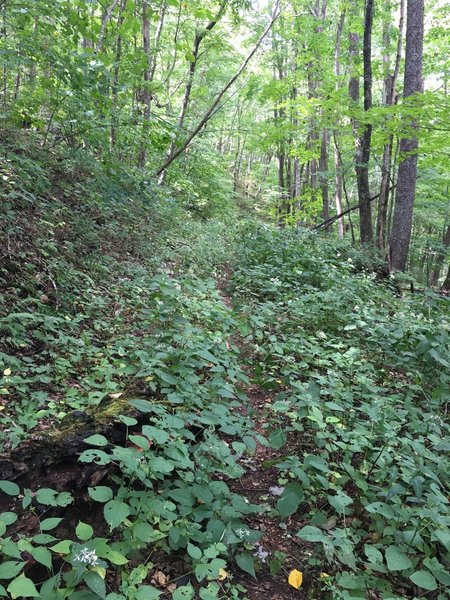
137 0 151 168
389 0 424 272
155 1 281 180
319 129 330 229
429 223 450 287
158 0 228 182
376 0 405 251
356 0 374 243
110 0 127 151
333 11 345 238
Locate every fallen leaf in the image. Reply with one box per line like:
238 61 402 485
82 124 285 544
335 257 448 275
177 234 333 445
152 571 167 586
288 569 303 589
109 392 123 399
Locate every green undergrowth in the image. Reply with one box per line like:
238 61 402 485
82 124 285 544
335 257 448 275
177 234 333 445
230 224 450 599
0 132 260 599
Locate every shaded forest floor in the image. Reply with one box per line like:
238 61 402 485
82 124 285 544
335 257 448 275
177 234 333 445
1 136 449 600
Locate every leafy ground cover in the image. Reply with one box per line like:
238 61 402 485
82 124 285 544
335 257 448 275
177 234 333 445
1 138 449 599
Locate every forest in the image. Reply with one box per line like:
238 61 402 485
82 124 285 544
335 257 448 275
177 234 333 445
0 0 449 599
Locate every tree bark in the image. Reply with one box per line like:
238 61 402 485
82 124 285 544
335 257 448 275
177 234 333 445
376 0 405 251
333 11 345 238
429 222 450 287
389 0 424 272
356 0 374 243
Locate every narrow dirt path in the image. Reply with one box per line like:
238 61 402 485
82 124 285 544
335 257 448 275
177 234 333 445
217 269 309 600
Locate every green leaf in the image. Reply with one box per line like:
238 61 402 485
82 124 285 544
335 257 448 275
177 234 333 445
7 575 39 598
0 480 20 496
0 562 26 580
235 552 256 578
31 547 52 568
104 500 130 529
135 585 161 599
129 399 154 413
84 571 106 599
364 545 383 564
105 550 128 566
40 518 63 531
409 570 437 591
76 521 94 541
0 511 18 526
268 429 286 449
297 525 326 542
187 543 202 560
172 585 195 600
277 492 301 518
385 546 413 572
83 434 109 447
79 449 111 465
51 540 73 554
133 522 156 542
88 486 113 503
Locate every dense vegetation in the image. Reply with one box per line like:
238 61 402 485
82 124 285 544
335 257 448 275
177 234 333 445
0 0 449 599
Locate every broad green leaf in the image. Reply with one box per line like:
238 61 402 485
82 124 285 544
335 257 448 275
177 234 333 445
83 434 109 447
7 575 39 598
79 449 111 465
409 570 437 591
385 546 412 571
76 521 94 541
0 480 20 496
135 586 161 599
31 547 52 568
296 525 325 542
84 571 106 599
268 429 286 449
0 562 26 580
104 500 130 529
277 492 301 518
235 552 256 578
88 486 113 503
187 543 202 560
40 518 63 531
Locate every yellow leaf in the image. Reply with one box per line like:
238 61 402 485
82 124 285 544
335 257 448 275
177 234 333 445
3 368 11 376
288 569 303 589
92 566 106 579
218 568 228 581
320 572 330 579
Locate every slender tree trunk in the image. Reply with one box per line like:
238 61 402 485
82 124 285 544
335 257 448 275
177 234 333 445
376 0 405 251
110 0 127 151
319 129 330 229
155 0 281 180
333 11 345 238
2 1 7 112
356 0 374 243
138 0 151 167
389 0 424 272
429 222 450 287
158 0 228 182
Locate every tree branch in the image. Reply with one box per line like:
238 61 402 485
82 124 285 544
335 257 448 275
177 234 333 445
155 0 282 181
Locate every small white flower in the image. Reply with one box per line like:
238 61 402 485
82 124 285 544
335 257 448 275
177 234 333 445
253 544 269 563
74 547 99 567
236 528 251 538
269 485 285 497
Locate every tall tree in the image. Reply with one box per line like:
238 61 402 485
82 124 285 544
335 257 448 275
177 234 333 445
389 0 424 271
356 0 374 243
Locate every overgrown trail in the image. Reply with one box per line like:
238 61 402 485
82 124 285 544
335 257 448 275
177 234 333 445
218 270 309 600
